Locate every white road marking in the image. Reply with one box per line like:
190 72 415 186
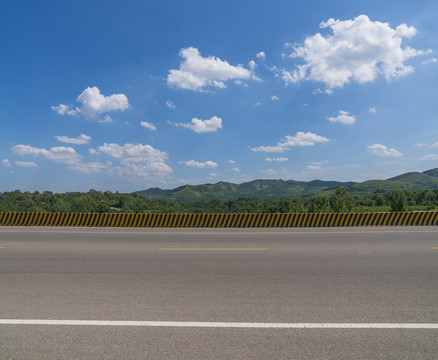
1 228 438 235
0 320 437 329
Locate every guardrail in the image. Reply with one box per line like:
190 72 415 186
0 211 437 227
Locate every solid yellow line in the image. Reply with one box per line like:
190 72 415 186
432 247 438 249
158 248 268 251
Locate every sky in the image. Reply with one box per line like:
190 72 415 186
1 0 438 192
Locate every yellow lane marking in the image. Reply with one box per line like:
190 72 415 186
158 248 267 251
432 247 438 249
0 246 4 248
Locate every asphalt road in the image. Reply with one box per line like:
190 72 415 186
0 226 437 359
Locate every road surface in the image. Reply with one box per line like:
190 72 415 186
0 227 437 359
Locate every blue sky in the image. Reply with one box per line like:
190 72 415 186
1 0 438 192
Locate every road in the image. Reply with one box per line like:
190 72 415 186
0 226 437 359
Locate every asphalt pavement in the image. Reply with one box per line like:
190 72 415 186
0 226 437 359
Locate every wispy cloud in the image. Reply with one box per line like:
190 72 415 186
367 144 403 157
251 132 330 152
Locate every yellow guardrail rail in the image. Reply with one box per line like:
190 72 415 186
0 211 437 227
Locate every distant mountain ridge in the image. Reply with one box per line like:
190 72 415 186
137 168 438 202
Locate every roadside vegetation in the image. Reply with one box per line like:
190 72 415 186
0 187 437 213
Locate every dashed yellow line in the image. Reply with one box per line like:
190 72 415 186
158 248 267 251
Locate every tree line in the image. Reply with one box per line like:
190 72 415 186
0 187 437 214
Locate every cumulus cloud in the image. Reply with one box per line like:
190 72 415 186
11 145 82 164
179 160 218 168
51 104 79 116
54 134 92 145
367 144 403 157
178 116 223 133
422 154 438 160
251 131 330 152
98 143 168 164
97 142 172 179
271 95 279 101
226 160 236 164
231 167 240 173
256 51 266 61
281 15 428 90
140 121 157 131
369 107 376 114
52 86 130 120
167 47 251 91
430 142 438 148
1 159 11 167
15 161 38 168
327 110 356 125
265 157 288 162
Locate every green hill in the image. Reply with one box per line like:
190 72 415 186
349 171 438 195
138 179 356 202
137 168 438 202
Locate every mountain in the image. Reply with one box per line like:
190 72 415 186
137 168 438 202
138 179 356 202
348 170 438 195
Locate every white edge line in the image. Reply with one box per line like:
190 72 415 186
0 320 437 329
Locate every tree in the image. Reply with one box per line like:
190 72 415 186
309 195 332 213
389 188 407 212
330 187 353 213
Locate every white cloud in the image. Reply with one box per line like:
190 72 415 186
231 167 240 173
422 58 437 65
100 115 114 123
260 169 279 176
226 160 236 164
179 116 223 133
97 142 172 179
281 15 427 89
89 148 99 155
167 47 251 91
54 134 92 145
256 51 266 61
166 100 176 109
327 110 356 125
140 121 157 131
265 157 288 162
271 95 279 101
98 143 168 164
1 159 11 167
11 145 82 164
306 161 328 170
255 102 261 107
15 161 38 168
430 142 438 148
179 160 218 168
422 154 438 160
251 131 330 153
51 104 79 116
369 107 376 114
52 86 130 120
414 143 427 148
67 162 106 174
367 144 403 157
